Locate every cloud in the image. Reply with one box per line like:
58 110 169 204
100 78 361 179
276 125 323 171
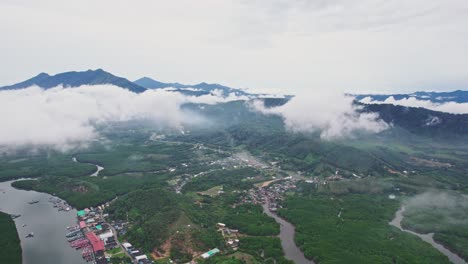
360 96 468 114
251 92 388 139
162 88 250 105
404 191 468 228
0 85 217 151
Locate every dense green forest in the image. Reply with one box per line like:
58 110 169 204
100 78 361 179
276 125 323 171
0 212 22 264
238 237 293 264
107 188 181 252
223 204 279 236
279 194 451 263
401 192 468 261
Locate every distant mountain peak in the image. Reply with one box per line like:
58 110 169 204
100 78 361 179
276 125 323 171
37 72 50 77
0 69 147 93
134 76 251 97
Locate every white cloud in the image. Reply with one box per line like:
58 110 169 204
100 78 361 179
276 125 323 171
361 96 468 114
252 92 388 139
0 85 209 150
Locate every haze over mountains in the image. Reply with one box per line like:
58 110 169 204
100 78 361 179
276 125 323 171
2 69 467 105
0 69 466 149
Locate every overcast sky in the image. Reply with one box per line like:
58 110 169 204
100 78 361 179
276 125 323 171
1 0 468 94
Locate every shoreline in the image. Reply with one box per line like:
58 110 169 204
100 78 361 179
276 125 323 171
0 179 87 264
262 202 314 264
0 211 22 264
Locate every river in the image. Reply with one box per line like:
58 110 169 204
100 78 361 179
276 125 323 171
72 157 104 177
390 206 467 264
262 203 314 264
0 180 87 264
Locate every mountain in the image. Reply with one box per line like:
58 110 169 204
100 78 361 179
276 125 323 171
355 90 468 103
134 77 250 97
0 69 147 93
360 103 468 137
134 77 184 89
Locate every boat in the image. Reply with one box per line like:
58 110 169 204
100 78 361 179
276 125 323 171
22 224 27 227
28 200 39 204
10 214 21 219
25 232 34 238
66 229 82 237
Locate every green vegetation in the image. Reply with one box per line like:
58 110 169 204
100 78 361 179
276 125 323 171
183 167 261 193
224 204 279 236
2 103 467 263
12 172 171 209
402 192 468 261
279 194 451 263
0 150 95 181
109 255 132 264
75 142 199 176
107 188 181 252
238 237 293 264
0 212 22 264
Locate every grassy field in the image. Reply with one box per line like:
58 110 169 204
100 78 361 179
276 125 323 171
0 212 22 264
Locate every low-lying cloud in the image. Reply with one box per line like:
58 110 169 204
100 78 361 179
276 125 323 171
162 88 250 104
252 92 388 139
360 96 468 114
404 191 468 229
0 85 225 151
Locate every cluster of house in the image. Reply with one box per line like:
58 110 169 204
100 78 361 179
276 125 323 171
76 207 115 264
325 170 344 181
111 219 129 237
237 177 298 211
216 223 240 251
122 242 153 264
77 207 116 249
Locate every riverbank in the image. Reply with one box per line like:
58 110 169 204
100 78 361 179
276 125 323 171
390 206 467 264
0 211 22 264
0 180 87 264
72 156 104 177
262 203 314 264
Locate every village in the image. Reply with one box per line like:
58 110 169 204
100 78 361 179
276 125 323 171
63 202 153 264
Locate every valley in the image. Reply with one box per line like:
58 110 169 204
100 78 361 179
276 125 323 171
1 111 467 263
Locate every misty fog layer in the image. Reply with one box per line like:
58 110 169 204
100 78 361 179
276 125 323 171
1 85 392 150
252 92 388 139
0 85 230 150
404 192 468 229
360 96 468 114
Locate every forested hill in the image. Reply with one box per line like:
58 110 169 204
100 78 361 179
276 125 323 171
361 103 468 137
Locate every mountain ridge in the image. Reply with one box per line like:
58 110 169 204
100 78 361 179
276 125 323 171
0 69 147 93
355 90 468 103
134 76 250 97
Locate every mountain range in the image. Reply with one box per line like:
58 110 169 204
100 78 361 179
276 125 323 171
134 77 249 97
355 90 468 103
1 69 467 137
0 69 251 97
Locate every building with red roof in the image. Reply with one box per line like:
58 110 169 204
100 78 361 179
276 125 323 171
86 232 105 253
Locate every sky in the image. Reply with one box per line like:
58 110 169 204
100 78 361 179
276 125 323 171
1 0 468 94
